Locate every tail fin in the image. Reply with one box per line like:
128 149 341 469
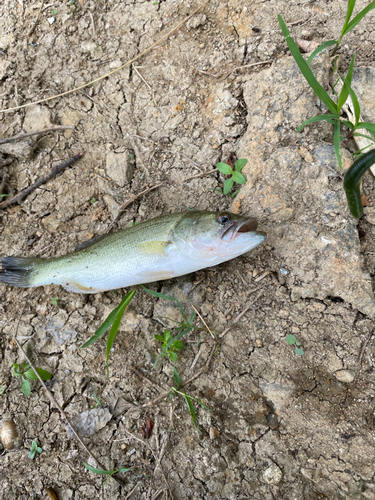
0 256 43 288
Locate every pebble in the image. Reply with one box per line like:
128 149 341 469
334 370 355 383
263 462 282 485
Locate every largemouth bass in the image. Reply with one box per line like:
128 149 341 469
0 211 266 293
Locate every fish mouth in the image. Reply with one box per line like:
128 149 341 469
221 218 264 241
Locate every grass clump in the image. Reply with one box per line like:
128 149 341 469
278 0 375 170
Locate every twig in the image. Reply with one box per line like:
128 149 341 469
131 366 166 393
184 168 217 182
191 304 215 339
28 0 45 36
0 0 211 113
218 60 273 81
124 481 141 500
0 170 7 195
358 330 374 367
0 125 75 145
133 65 157 106
106 182 164 232
129 134 157 144
141 344 216 408
180 153 204 172
219 289 263 338
13 300 126 488
125 430 174 499
89 12 96 37
0 153 83 210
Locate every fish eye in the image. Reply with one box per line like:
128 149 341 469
217 213 230 225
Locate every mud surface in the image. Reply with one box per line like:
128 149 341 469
1 0 375 499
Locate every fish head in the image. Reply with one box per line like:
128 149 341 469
171 211 266 264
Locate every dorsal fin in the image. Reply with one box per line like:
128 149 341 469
75 234 109 252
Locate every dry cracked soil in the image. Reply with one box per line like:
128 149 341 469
1 0 375 499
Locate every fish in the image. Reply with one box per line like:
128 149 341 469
0 210 266 294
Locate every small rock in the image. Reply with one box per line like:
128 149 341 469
335 369 355 383
66 407 112 437
0 139 36 160
186 14 207 30
209 426 220 439
267 413 279 430
103 194 121 220
47 16 55 25
106 149 135 187
42 213 60 232
23 106 52 134
0 59 12 81
263 462 282 485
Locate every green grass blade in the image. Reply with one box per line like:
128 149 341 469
141 285 186 321
106 289 136 378
341 0 357 37
341 119 355 130
337 54 355 112
333 119 342 170
296 114 340 132
354 122 375 136
173 367 182 388
353 132 375 142
278 15 337 114
183 394 201 434
307 40 336 65
343 0 375 36
81 291 136 348
338 70 360 125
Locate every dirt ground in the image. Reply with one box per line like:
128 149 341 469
1 0 375 499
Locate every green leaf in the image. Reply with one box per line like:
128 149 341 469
81 290 136 348
286 334 296 345
343 0 375 36
339 69 360 125
83 463 115 475
106 290 136 378
354 122 375 136
173 367 182 388
278 15 337 114
12 364 20 378
141 285 186 321
184 395 201 434
24 367 52 381
0 194 10 197
296 113 340 132
36 447 43 453
333 119 342 170
153 327 193 368
231 171 246 184
306 40 337 65
235 158 247 171
223 177 234 195
216 162 233 175
29 450 36 459
21 376 31 396
337 54 355 113
168 351 178 362
154 334 164 342
0 385 6 395
341 119 355 130
295 347 304 356
173 340 184 350
93 390 101 406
